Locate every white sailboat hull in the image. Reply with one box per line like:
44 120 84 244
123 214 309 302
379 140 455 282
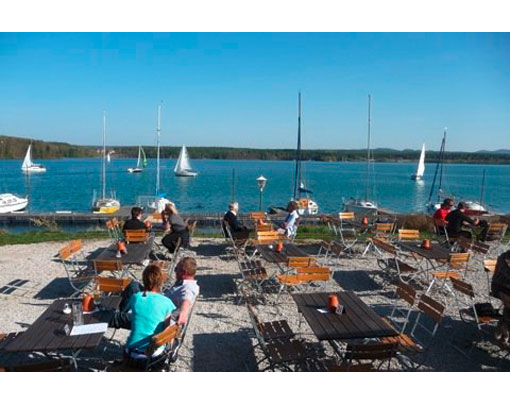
343 199 378 217
175 170 198 177
411 174 423 180
128 168 143 173
0 194 29 213
22 166 46 173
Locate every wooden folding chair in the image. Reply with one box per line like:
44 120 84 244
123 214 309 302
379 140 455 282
332 342 398 371
387 282 418 333
426 252 471 295
287 256 314 269
276 272 331 302
92 259 124 278
336 212 359 253
372 238 421 283
483 259 497 299
249 211 267 221
236 260 270 294
94 276 131 294
398 229 420 241
106 219 122 241
124 229 149 243
59 246 97 297
485 223 508 253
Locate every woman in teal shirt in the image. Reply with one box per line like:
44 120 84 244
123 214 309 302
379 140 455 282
126 264 176 352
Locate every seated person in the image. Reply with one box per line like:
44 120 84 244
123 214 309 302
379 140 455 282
491 250 510 344
277 201 299 237
161 202 189 253
445 202 489 241
165 257 200 326
433 198 454 235
124 264 176 356
123 207 148 232
223 202 250 240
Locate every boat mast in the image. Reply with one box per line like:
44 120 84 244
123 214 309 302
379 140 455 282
102 111 106 200
156 103 161 195
427 128 446 204
365 94 372 201
293 92 302 200
437 128 446 201
479 168 486 207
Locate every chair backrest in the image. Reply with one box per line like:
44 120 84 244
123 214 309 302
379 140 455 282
373 237 397 255
416 295 445 325
145 324 181 357
58 246 72 261
296 266 331 274
398 229 420 240
187 220 198 237
448 252 471 270
330 241 344 256
450 278 475 298
95 276 131 293
256 223 272 232
256 230 279 238
249 211 266 220
483 259 497 273
278 272 331 284
339 212 355 220
345 342 398 361
471 240 490 255
124 229 149 243
456 236 472 252
487 223 508 239
68 240 84 256
93 259 123 272
152 211 162 221
374 222 394 233
395 281 417 306
287 256 313 268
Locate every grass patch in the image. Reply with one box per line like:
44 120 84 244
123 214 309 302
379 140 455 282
0 230 109 246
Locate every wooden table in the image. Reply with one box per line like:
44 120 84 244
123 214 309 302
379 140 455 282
95 234 155 265
255 243 309 264
5 297 121 368
292 292 398 341
396 241 450 261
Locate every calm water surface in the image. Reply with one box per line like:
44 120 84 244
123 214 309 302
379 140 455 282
1 158 509 214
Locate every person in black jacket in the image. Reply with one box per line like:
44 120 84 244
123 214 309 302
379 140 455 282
491 250 510 345
123 207 147 232
445 202 489 240
223 202 250 240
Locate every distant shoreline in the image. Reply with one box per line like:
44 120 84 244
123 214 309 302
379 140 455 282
1 135 510 164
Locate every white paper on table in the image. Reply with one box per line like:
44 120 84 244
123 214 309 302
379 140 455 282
317 308 329 314
69 322 108 336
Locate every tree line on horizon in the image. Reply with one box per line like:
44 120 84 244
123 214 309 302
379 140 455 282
1 135 509 164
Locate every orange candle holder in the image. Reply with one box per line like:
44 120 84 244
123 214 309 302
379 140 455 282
275 242 284 252
362 217 369 226
421 239 431 249
328 294 339 313
83 293 94 312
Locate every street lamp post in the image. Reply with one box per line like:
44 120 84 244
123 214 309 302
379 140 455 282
256 175 267 211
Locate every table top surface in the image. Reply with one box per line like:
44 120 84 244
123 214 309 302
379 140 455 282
5 296 121 353
396 241 450 260
292 291 398 341
95 235 155 264
255 243 309 264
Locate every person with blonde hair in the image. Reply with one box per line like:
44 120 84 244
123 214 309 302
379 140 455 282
161 201 189 252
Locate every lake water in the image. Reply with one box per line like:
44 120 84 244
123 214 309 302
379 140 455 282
1 158 509 214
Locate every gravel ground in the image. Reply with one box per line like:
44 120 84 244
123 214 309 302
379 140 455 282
0 237 509 371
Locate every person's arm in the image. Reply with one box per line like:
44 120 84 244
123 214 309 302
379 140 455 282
461 213 476 226
177 299 192 325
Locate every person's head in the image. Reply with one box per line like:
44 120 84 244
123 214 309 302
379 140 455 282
175 257 198 281
288 201 298 212
457 202 466 211
142 263 165 292
164 202 178 216
442 198 454 210
229 202 239 213
131 206 143 220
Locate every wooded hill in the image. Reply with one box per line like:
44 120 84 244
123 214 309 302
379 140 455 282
1 135 509 164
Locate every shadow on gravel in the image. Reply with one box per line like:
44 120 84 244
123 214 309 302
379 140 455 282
193 243 227 257
33 278 73 299
195 273 236 300
333 269 380 293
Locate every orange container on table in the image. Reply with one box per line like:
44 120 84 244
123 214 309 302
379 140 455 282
117 240 128 254
144 220 152 229
275 242 284 252
362 217 369 226
83 294 94 312
328 294 339 313
421 239 431 249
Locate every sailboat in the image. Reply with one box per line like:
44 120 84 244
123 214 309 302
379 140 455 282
174 145 198 177
128 146 147 173
411 144 426 180
0 193 28 213
267 93 319 216
21 144 46 173
92 111 120 214
464 169 489 216
292 93 318 215
343 95 378 217
426 128 451 214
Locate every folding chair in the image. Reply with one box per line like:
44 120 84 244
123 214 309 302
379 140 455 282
485 223 508 254
382 294 445 370
59 246 97 297
124 229 149 244
334 342 398 371
223 220 249 260
249 211 267 221
121 324 182 372
286 256 314 270
275 272 331 302
372 238 421 284
397 229 420 241
336 212 359 253
387 281 418 333
426 252 471 296
316 240 332 263
92 259 125 278
69 239 86 262
94 276 131 294
106 219 122 242
434 218 452 247
363 223 395 256
245 302 309 371
483 259 497 300
236 260 270 294
255 223 273 232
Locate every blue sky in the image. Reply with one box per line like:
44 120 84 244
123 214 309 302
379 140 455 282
0 32 508 152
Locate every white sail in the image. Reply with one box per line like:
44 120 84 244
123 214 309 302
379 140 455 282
174 145 193 173
136 146 141 168
415 143 426 177
21 145 33 170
